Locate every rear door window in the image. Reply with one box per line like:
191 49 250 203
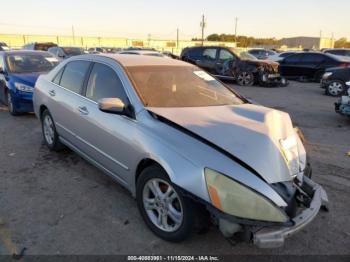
284 54 302 63
301 54 325 64
59 61 91 94
202 48 217 60
187 47 202 58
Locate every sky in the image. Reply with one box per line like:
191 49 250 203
0 0 349 40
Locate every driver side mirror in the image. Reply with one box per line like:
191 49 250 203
98 98 126 114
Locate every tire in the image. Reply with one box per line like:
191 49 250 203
6 91 19 116
136 165 197 242
279 77 289 87
41 109 64 151
326 81 345 97
236 71 254 86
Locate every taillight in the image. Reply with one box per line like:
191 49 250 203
339 63 350 68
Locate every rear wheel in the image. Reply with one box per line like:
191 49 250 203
41 109 64 151
326 81 345 97
136 165 198 242
236 71 254 86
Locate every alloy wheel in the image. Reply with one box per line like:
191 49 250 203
43 114 55 145
143 178 183 232
237 72 253 86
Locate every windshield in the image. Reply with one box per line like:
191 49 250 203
239 52 257 60
126 65 244 107
6 53 59 73
62 47 84 56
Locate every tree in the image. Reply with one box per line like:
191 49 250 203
335 38 350 48
207 34 220 41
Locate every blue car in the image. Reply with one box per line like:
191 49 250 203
0 50 58 115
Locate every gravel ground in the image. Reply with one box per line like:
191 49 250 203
0 81 349 256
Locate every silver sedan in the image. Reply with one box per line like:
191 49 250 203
33 54 328 248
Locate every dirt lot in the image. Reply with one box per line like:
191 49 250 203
0 81 349 256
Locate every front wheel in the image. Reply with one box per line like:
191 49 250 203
326 81 345 97
136 165 197 242
236 71 254 86
7 91 19 116
41 109 64 151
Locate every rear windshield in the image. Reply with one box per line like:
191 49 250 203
126 65 244 108
62 47 84 56
6 53 59 73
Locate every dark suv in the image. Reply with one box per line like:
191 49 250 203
180 46 287 86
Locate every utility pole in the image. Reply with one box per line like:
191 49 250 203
148 33 151 47
72 25 75 45
234 17 238 46
176 28 179 48
200 14 206 46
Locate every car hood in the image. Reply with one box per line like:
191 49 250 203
10 72 45 87
243 59 279 73
149 104 306 184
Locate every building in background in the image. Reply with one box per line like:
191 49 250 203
279 36 335 50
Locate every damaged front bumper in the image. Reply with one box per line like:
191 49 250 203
209 173 328 248
259 73 288 87
253 176 328 248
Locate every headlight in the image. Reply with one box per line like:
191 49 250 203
204 168 288 223
279 135 300 176
322 72 332 79
14 82 34 92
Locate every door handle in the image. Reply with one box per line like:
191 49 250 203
78 106 89 115
48 90 56 97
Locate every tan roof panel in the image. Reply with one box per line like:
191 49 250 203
100 54 191 67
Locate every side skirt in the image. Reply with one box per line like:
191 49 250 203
59 136 133 195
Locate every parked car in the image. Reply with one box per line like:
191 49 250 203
321 66 350 96
23 42 58 51
33 54 328 247
119 50 166 57
0 50 59 115
335 84 350 117
247 49 277 60
180 46 287 86
268 52 299 62
88 47 104 54
48 46 84 60
0 42 10 51
323 48 350 58
279 52 350 82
